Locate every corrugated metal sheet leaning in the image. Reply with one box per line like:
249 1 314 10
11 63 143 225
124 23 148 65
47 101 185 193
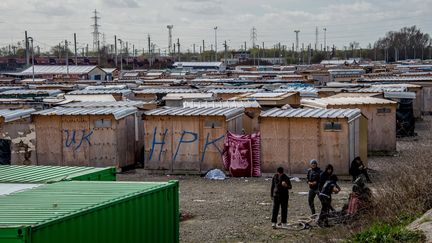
0 109 35 122
0 181 179 243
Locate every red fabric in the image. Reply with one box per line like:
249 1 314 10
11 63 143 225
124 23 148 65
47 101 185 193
347 193 360 215
222 131 261 177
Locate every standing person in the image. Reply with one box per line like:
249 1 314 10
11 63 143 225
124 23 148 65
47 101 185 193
319 164 334 192
307 159 321 215
318 174 341 227
349 157 372 183
271 167 292 229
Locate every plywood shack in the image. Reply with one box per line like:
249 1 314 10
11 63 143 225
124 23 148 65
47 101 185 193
143 107 244 173
207 88 264 100
32 107 138 169
260 108 367 175
0 109 36 165
302 97 397 152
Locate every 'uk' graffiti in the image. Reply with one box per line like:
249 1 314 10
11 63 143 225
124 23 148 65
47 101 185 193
148 127 225 162
64 129 94 150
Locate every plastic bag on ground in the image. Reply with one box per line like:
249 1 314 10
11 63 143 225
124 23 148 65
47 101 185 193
204 169 227 180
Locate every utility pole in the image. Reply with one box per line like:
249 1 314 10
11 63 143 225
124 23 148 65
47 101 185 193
315 27 318 51
202 40 205 62
223 40 228 64
65 40 69 78
323 28 327 52
132 44 135 69
27 37 34 82
74 33 77 66
214 26 218 61
167 25 173 56
97 40 100 66
193 44 196 54
177 38 180 61
262 42 265 58
118 38 123 72
114 35 118 67
294 30 300 52
25 31 29 66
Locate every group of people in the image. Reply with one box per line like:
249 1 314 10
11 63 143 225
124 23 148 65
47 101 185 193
270 157 371 228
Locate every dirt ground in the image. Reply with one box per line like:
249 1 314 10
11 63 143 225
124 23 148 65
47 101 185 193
118 116 432 242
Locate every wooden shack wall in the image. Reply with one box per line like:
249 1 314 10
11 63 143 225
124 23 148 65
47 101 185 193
2 118 36 165
143 115 233 172
35 114 136 168
260 117 354 175
422 86 432 115
319 119 350 174
328 103 396 152
243 107 261 134
133 93 157 101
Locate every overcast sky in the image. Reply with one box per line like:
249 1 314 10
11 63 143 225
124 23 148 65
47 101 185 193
0 0 431 53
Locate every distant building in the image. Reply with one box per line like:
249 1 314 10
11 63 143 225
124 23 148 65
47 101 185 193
5 65 107 81
172 62 226 71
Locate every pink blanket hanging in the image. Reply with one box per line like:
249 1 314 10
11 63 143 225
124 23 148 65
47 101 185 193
222 131 261 177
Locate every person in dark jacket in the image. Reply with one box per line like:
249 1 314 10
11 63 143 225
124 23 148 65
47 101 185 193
307 159 321 215
319 164 334 192
271 167 292 229
318 174 341 227
349 157 372 183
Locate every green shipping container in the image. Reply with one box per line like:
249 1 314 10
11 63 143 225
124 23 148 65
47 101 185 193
0 181 179 243
0 165 116 183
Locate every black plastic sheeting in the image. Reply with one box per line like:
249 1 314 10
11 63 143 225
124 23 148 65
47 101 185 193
396 99 416 137
0 139 11 165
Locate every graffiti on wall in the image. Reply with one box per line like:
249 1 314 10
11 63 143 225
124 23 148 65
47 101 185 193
148 127 225 162
64 129 94 150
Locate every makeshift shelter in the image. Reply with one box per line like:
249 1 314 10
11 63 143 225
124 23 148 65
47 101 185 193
143 107 244 172
302 97 397 152
0 109 36 165
260 108 367 175
32 107 138 169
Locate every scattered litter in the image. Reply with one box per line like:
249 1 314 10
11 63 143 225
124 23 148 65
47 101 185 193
193 199 206 202
290 177 301 182
244 180 249 182
298 192 309 195
259 202 271 206
265 178 271 181
204 169 227 180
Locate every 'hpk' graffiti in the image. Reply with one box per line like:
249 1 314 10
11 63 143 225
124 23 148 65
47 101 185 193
64 129 94 150
148 127 225 162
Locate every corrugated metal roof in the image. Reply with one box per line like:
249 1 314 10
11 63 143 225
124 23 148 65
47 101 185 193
0 108 35 122
173 62 223 67
360 76 432 82
384 92 416 99
144 107 244 117
134 88 201 94
85 85 127 90
0 86 24 92
302 97 397 107
162 93 214 100
33 107 137 120
61 101 148 108
0 181 174 226
274 87 318 93
0 165 114 183
207 88 264 94
261 108 361 120
0 89 63 96
247 92 292 98
183 101 261 108
21 65 100 75
68 89 131 95
355 87 406 93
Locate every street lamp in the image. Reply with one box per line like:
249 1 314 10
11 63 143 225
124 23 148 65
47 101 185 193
118 38 123 72
27 37 34 82
214 26 218 62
